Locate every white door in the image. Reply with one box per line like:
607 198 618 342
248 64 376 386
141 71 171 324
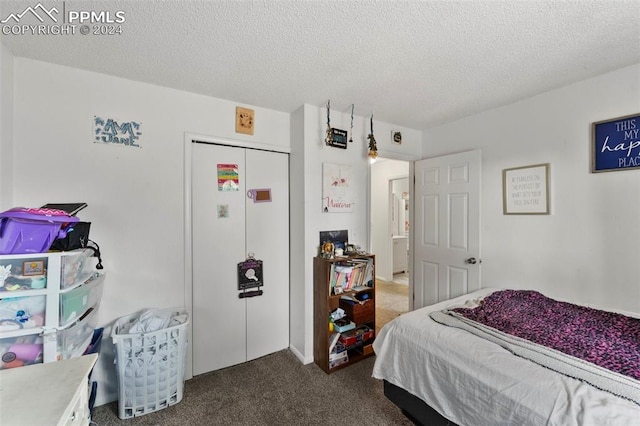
191 143 289 375
244 149 289 361
413 150 481 309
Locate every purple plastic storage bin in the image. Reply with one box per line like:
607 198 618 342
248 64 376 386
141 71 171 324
0 208 79 254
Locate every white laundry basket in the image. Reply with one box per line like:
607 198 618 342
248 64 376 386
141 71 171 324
111 308 189 419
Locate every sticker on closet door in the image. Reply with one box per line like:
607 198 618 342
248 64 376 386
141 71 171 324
217 164 239 191
247 188 271 203
217 204 229 218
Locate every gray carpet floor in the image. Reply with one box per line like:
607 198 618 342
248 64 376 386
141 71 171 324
91 349 413 425
93 281 412 425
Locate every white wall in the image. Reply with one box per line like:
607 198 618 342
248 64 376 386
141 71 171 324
423 64 640 314
0 41 13 209
288 104 422 363
11 58 290 406
371 159 409 281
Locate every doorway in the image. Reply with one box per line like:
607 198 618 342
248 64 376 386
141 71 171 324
390 177 409 282
370 158 410 332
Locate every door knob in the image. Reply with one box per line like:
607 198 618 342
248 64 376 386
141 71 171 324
465 257 481 265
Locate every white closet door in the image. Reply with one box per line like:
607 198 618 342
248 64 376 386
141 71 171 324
244 149 289 360
192 143 247 375
192 143 290 376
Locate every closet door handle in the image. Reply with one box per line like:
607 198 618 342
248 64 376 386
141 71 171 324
465 257 481 265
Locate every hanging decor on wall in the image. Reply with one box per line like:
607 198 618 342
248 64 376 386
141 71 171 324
367 113 378 160
502 163 550 215
349 104 355 143
324 100 332 145
322 163 354 212
235 107 254 135
93 116 142 148
237 253 264 298
591 113 640 173
324 100 348 149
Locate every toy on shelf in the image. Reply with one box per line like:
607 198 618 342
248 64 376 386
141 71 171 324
0 265 11 288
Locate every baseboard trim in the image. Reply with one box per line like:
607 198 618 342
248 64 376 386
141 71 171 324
289 344 313 364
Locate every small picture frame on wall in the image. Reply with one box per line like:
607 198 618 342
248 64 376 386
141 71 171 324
392 131 402 145
502 163 550 215
235 107 254 135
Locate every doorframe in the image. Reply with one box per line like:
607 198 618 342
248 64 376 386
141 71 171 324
367 151 419 310
183 132 290 379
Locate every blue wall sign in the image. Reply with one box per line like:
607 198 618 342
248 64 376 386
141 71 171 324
94 116 142 148
592 113 640 172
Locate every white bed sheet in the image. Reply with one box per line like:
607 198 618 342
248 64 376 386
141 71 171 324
372 288 640 426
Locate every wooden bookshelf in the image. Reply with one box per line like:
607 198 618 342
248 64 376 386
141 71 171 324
313 254 376 374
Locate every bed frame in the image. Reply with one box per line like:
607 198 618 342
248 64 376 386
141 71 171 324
383 380 458 426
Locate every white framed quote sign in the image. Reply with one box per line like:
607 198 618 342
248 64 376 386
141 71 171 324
502 163 550 215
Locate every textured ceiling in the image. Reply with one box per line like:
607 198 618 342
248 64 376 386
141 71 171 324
1 0 639 130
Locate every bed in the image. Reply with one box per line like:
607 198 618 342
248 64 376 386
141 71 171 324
372 288 640 426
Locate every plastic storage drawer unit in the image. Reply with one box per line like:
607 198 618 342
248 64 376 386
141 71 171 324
0 295 46 331
57 306 100 360
0 255 48 292
59 273 105 326
60 249 94 289
0 334 43 369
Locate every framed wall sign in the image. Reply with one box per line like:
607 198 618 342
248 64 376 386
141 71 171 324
326 128 348 149
592 113 640 173
502 163 550 215
322 163 353 212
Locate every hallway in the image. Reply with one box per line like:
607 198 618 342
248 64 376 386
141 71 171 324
375 274 409 334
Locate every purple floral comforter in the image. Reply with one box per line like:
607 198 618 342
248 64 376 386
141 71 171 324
451 290 640 381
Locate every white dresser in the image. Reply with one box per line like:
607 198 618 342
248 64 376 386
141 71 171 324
0 353 98 425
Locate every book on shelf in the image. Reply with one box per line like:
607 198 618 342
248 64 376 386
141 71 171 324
340 294 367 305
329 258 372 295
329 332 341 353
363 258 374 286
